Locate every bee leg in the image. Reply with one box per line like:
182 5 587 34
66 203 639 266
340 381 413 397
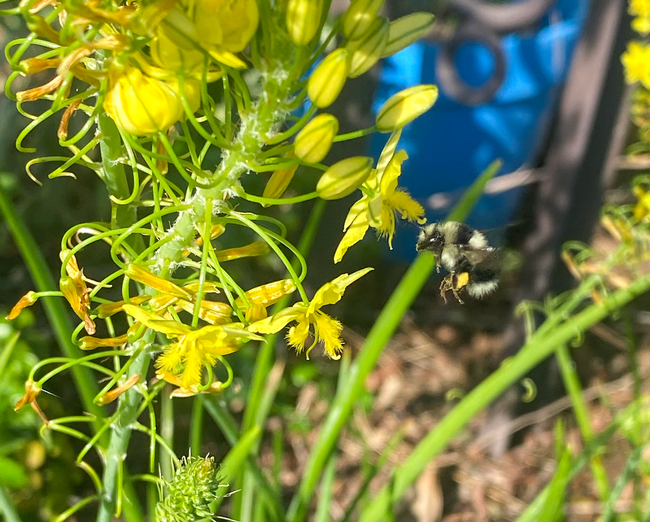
439 276 450 303
450 273 464 304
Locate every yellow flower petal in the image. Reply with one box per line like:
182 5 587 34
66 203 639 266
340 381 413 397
313 311 344 359
125 264 191 299
123 304 191 337
287 320 310 353
310 267 373 311
380 149 408 197
248 306 306 334
334 209 370 263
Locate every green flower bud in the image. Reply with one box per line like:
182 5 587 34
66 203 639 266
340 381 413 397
342 0 385 41
375 85 438 132
308 48 351 108
294 114 339 164
381 12 435 58
155 456 222 522
263 158 299 201
286 0 323 46
317 157 373 200
347 16 389 78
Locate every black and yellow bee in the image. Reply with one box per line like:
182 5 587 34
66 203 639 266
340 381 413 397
416 221 499 303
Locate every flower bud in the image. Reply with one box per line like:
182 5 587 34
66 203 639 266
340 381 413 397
194 0 259 53
104 66 200 136
294 114 339 164
236 279 297 308
151 24 204 72
317 157 373 200
347 16 389 78
375 85 438 132
381 12 435 57
308 48 351 108
263 159 299 201
286 0 322 46
342 0 385 41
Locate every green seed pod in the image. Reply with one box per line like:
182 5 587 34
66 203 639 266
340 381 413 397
286 0 323 46
308 48 352 108
294 114 339 164
375 85 439 132
382 12 435 58
342 0 385 41
317 157 373 200
347 16 389 78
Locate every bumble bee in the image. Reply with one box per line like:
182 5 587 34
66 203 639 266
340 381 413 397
416 221 499 303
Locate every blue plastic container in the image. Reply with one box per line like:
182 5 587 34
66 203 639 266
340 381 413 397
371 0 589 259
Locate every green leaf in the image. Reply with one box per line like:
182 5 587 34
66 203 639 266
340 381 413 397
0 457 29 489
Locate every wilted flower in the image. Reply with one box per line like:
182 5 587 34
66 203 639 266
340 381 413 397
60 252 95 334
6 291 38 320
248 268 372 359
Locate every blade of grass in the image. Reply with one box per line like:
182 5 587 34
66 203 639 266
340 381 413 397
538 449 571 522
315 454 337 522
358 272 650 522
516 399 638 522
286 160 502 522
602 445 644 522
0 486 21 522
211 426 262 513
203 397 285 521
555 344 609 499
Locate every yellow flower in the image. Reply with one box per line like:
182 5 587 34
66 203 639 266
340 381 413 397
123 304 260 392
632 16 650 35
622 42 650 89
334 131 425 263
630 0 650 17
104 65 200 136
192 0 258 65
248 268 372 359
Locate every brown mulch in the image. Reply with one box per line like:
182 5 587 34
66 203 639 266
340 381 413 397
261 309 650 522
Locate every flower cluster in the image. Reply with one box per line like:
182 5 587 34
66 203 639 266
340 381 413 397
7 0 440 403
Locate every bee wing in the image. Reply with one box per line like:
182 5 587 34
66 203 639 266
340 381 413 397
458 245 496 265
